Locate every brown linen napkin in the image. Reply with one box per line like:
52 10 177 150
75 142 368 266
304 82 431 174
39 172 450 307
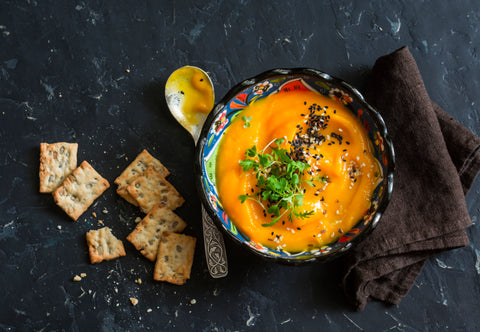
341 46 480 310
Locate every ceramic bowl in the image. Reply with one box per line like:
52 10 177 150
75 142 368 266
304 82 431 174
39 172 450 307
194 68 395 264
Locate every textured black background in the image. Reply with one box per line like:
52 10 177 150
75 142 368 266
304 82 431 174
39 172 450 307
1 1 480 331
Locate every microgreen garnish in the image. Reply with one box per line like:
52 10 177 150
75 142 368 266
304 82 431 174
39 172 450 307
238 137 327 227
242 115 252 128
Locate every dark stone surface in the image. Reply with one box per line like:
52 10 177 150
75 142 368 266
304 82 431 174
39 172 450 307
1 1 479 330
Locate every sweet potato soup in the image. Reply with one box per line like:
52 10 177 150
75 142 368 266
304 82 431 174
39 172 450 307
216 89 381 253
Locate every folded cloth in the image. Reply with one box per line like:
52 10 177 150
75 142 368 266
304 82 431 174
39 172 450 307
341 46 480 310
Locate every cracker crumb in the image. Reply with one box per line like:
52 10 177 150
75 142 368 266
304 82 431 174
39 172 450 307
92 212 97 218
102 208 108 214
73 275 82 282
80 273 87 278
126 69 130 73
134 217 142 223
190 299 196 305
146 308 152 313
57 225 62 230
130 297 138 306
98 220 104 224
135 278 142 284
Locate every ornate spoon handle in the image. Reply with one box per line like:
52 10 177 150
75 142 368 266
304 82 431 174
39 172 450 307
201 205 228 278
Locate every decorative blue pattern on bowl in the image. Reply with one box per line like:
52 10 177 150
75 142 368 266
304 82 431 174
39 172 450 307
195 68 395 264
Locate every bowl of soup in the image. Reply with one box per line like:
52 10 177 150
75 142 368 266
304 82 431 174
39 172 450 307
194 68 394 264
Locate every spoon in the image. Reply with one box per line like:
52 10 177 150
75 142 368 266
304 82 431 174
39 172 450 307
165 65 228 278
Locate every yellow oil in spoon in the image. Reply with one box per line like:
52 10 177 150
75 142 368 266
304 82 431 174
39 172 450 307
165 66 214 142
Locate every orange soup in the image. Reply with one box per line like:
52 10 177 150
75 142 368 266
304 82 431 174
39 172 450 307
216 90 381 253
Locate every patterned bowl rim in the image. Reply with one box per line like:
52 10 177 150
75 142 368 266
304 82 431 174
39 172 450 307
194 68 395 265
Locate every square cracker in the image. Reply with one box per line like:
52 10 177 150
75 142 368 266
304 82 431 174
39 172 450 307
127 166 184 213
53 161 110 221
127 204 187 261
115 149 170 206
86 227 126 264
153 231 196 285
39 142 78 193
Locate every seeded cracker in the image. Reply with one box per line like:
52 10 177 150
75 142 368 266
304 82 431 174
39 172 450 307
52 161 110 221
86 227 126 264
39 142 78 193
127 166 184 213
127 204 187 261
115 149 170 206
153 231 196 285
